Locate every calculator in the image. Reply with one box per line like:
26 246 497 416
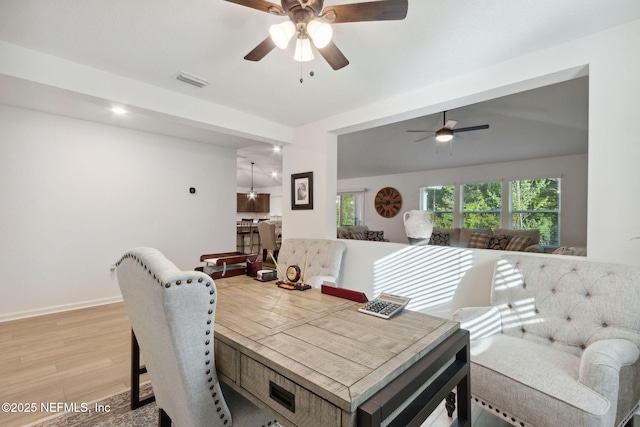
358 293 411 319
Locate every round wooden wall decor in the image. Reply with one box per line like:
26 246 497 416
374 187 402 218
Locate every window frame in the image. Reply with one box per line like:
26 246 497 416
420 185 455 228
509 178 561 246
336 190 365 227
460 181 503 229
418 177 561 246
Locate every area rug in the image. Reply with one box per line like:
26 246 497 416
28 383 157 427
27 383 285 427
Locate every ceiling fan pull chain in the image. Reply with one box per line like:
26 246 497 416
299 62 315 84
300 59 304 83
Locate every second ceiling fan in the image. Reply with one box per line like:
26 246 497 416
225 0 408 70
407 111 490 143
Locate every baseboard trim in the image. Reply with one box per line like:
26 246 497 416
0 296 124 323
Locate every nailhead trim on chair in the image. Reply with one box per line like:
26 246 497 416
117 251 280 427
115 252 230 423
474 395 526 427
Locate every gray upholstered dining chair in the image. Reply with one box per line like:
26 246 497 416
257 220 280 262
116 247 277 427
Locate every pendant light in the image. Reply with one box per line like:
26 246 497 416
247 162 257 199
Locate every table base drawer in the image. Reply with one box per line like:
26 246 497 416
241 355 341 426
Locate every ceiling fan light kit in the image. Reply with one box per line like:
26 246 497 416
306 19 332 48
225 0 408 70
294 37 314 62
270 21 296 48
408 111 490 144
435 129 454 142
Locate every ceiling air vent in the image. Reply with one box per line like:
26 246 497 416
176 72 209 88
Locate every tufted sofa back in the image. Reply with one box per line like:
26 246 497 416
277 238 347 287
492 254 640 356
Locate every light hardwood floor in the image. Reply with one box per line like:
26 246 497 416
0 303 133 427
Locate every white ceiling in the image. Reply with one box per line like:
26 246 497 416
1 1 639 187
338 76 589 180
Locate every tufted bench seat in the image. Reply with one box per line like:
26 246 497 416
276 238 346 288
452 254 640 427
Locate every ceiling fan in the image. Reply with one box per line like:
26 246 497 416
224 0 408 70
407 111 490 143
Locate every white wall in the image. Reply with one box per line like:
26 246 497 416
285 18 640 267
0 105 238 320
282 121 338 240
338 154 588 246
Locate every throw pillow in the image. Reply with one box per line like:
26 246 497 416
337 229 351 239
365 230 385 241
505 235 532 252
468 232 491 249
349 231 365 240
488 234 511 250
429 231 450 246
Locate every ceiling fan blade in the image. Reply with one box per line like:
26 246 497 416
444 120 458 130
317 41 349 70
244 37 277 61
224 0 284 15
414 135 432 143
322 0 408 23
452 124 490 134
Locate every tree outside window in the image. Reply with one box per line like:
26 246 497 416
462 182 501 229
510 178 560 245
421 186 454 228
336 192 364 226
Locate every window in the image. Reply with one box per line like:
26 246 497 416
462 182 502 229
510 178 560 245
336 191 364 226
421 186 455 227
419 177 561 246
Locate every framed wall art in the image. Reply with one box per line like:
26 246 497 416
291 171 313 210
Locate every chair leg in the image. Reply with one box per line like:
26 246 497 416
158 408 172 427
445 391 456 417
131 330 155 410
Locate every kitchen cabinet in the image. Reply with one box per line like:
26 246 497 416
237 193 270 213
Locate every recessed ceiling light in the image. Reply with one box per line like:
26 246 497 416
111 106 127 115
273 145 282 153
271 171 278 178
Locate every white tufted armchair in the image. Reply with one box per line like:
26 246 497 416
452 254 640 427
276 238 346 287
116 247 277 427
